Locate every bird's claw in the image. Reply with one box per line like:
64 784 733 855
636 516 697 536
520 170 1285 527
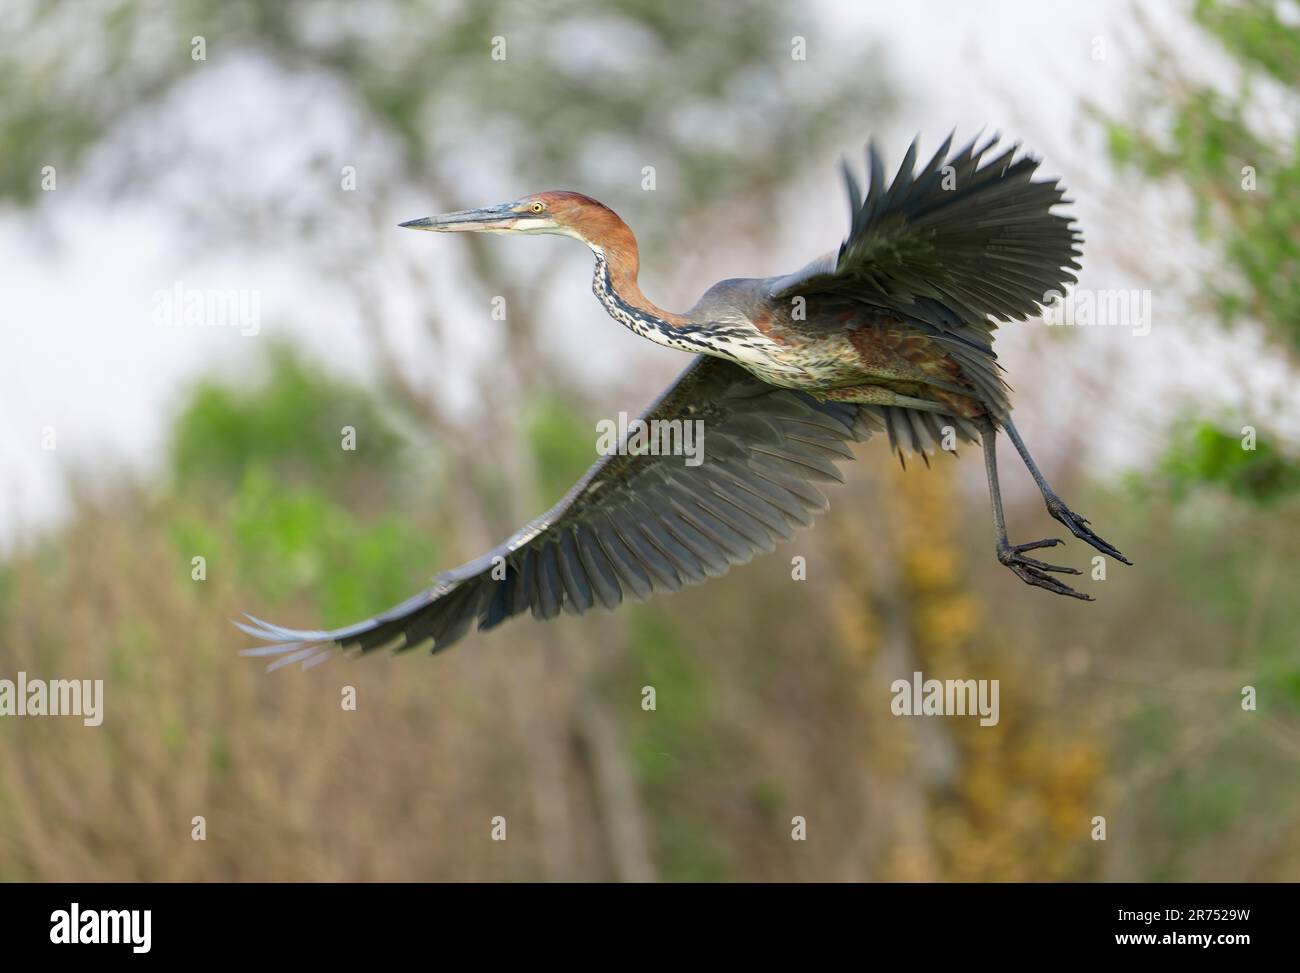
997 538 1093 601
1045 495 1131 565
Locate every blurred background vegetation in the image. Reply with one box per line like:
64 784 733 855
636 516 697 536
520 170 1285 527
0 0 1297 881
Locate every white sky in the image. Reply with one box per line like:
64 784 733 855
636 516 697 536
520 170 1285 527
2 0 1295 548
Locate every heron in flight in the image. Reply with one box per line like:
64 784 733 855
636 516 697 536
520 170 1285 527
242 134 1129 669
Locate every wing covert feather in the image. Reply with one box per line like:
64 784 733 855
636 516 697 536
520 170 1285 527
239 356 881 663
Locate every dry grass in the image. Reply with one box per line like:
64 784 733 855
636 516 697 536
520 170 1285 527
1 445 1297 881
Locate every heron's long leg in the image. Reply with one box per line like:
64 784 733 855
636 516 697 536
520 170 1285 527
979 418 1091 601
1002 418 1131 564
981 419 1009 544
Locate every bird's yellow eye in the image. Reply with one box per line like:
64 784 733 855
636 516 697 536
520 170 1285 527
529 201 545 213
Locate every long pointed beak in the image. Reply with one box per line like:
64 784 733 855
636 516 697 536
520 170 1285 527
400 203 517 233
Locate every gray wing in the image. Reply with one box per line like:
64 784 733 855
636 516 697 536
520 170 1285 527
767 134 1083 417
239 356 881 668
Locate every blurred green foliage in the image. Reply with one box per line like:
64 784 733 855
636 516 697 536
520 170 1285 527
1150 417 1300 505
1100 0 1299 348
522 395 598 503
1117 408 1300 866
1098 3 1300 861
1104 0 1300 504
168 344 434 629
226 470 437 628
169 343 405 488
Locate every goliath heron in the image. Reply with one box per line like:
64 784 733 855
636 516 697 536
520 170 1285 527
241 134 1129 669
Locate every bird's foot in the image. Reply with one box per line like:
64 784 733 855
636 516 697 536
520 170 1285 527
1044 494 1131 565
997 538 1093 601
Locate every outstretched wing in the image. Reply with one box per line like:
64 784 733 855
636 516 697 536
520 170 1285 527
239 356 881 668
767 133 1082 416
769 132 1082 326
